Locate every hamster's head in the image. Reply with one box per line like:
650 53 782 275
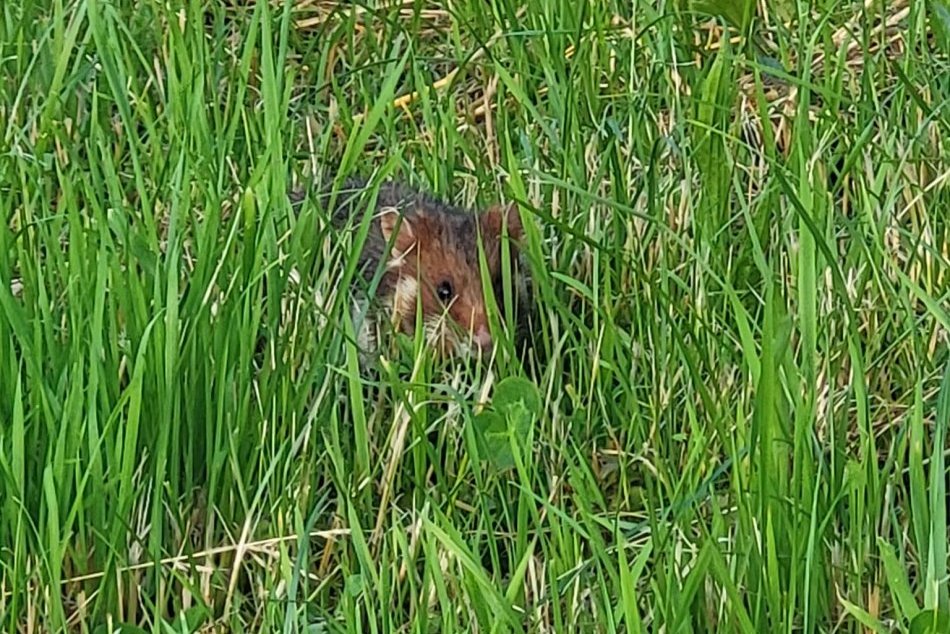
379 202 524 356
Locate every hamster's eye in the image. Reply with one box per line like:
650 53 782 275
436 280 454 303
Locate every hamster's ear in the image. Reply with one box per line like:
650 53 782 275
482 202 523 241
379 207 417 259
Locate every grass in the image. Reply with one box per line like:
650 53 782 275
1 0 949 631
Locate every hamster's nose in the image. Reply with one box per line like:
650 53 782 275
473 325 492 351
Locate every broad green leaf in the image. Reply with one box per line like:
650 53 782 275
493 376 542 418
473 410 514 471
910 609 950 634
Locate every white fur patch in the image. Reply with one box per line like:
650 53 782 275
424 316 467 357
392 276 419 320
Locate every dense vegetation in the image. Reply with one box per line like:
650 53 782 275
2 0 949 631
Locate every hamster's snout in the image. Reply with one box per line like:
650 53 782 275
472 324 492 351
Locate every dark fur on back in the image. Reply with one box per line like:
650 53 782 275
328 178 487 292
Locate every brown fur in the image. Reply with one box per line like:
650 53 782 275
313 178 525 355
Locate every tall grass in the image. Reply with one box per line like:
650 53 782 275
1 0 948 631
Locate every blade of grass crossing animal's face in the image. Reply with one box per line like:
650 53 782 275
474 229 499 359
325 160 404 354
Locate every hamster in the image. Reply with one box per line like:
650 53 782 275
297 178 527 357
